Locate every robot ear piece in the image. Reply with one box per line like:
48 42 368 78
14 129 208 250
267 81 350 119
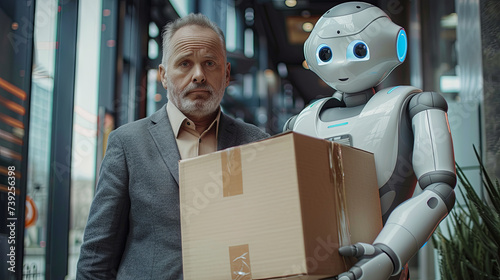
396 29 408 62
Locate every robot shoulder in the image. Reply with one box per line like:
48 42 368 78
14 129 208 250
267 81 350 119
283 115 298 132
366 86 422 113
408 91 448 119
284 97 332 135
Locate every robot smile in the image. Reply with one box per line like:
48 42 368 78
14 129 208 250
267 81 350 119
339 78 349 82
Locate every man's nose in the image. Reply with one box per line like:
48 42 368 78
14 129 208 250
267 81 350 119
192 64 206 83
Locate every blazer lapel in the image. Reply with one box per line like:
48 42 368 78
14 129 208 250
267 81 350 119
147 109 239 184
148 104 181 185
218 113 238 150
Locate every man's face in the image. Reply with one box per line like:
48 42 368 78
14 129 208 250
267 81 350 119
159 25 230 119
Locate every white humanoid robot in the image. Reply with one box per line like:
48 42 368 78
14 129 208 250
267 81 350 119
284 2 456 280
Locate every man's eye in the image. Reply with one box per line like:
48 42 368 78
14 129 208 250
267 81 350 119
180 61 190 67
206 61 215 67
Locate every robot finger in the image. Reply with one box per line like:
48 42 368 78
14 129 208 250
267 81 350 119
336 271 357 280
339 243 381 258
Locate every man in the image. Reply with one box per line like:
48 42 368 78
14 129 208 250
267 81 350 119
77 13 269 279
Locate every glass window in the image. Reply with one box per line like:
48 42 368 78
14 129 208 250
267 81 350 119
416 1 484 279
169 0 193 17
24 0 58 277
67 0 103 278
226 2 237 52
244 28 254 58
147 69 163 116
420 0 482 204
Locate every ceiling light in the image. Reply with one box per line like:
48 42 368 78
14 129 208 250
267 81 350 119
441 13 458 29
302 22 313 32
285 0 297 8
277 62 288 78
149 22 159 38
245 8 254 21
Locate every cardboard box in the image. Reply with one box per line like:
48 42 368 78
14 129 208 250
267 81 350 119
179 132 382 280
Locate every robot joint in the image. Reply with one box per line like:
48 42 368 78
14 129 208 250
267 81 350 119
408 91 448 119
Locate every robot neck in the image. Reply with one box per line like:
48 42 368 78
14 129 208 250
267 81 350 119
337 88 375 107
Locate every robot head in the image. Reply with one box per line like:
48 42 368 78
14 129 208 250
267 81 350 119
304 2 407 93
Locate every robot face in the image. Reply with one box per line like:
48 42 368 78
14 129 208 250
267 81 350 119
304 2 407 93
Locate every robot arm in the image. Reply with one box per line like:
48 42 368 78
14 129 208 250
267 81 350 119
338 92 456 280
283 114 298 132
409 91 456 189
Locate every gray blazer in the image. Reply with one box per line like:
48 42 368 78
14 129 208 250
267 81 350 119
76 104 269 279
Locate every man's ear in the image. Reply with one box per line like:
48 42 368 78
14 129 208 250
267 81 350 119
225 62 231 87
159 64 168 89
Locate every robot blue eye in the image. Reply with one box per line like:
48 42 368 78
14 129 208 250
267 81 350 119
354 42 367 58
397 29 408 62
316 44 333 64
346 40 370 61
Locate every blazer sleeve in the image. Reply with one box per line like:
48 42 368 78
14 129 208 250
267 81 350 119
76 130 131 279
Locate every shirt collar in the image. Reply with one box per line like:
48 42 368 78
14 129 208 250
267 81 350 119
166 101 221 138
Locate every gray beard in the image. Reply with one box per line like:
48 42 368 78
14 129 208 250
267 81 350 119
166 80 225 118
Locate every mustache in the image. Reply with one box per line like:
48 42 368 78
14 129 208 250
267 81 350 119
181 83 214 96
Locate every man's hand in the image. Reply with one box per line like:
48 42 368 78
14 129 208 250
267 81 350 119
336 243 394 280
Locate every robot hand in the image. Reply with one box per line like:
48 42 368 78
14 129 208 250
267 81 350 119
336 243 394 280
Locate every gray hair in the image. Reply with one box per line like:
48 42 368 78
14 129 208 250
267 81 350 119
161 13 226 67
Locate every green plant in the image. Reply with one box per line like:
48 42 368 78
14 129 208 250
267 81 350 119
433 147 500 279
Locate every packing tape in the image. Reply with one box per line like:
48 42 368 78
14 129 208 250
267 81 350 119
221 147 243 197
329 142 351 248
229 244 252 280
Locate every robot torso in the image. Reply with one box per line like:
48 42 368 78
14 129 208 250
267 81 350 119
292 86 422 221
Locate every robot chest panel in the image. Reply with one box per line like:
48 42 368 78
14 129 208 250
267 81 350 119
294 87 419 155
324 116 388 149
317 105 401 154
